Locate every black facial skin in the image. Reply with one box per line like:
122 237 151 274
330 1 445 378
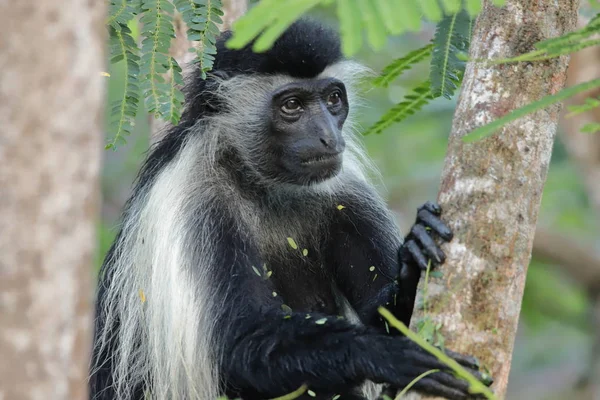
265 78 349 185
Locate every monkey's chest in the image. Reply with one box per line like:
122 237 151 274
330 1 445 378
267 254 340 315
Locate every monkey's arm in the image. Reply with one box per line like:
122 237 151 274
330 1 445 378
214 212 484 400
327 196 452 330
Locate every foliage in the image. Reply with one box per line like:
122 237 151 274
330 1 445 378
105 0 514 147
106 0 222 149
366 10 472 134
227 0 505 56
363 81 434 135
430 10 471 99
458 13 600 141
364 8 600 140
371 44 433 88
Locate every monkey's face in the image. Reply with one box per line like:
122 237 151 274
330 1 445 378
262 78 348 186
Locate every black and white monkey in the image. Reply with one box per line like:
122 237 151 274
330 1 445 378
90 18 491 400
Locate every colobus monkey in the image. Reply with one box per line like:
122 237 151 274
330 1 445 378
90 18 491 400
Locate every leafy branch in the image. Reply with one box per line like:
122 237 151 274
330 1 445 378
227 0 506 56
463 78 600 142
366 10 472 135
105 0 224 149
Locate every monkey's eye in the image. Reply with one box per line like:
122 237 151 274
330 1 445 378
327 90 342 107
281 98 303 114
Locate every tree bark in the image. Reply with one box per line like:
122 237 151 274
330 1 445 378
408 1 579 399
0 0 105 399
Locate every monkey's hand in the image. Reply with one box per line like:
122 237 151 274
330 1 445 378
399 201 453 272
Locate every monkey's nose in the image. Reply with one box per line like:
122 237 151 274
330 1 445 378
319 135 345 153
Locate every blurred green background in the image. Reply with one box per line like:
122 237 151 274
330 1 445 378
99 6 599 399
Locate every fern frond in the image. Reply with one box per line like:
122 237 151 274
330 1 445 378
172 0 222 78
463 78 600 143
581 122 600 134
373 44 433 88
140 0 176 117
184 0 224 78
107 0 138 27
160 57 185 125
107 25 140 150
430 10 471 99
566 96 600 117
363 81 434 136
534 13 600 51
496 37 600 64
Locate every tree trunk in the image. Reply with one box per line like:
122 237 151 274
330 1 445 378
0 0 106 399
408 1 579 399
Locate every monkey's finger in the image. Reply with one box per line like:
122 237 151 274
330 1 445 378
418 201 442 216
443 349 480 370
410 376 471 400
411 224 445 264
405 240 430 270
417 209 453 241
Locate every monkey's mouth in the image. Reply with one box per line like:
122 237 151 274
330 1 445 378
300 152 341 166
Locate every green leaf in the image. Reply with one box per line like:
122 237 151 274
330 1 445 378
566 96 600 117
465 0 482 16
252 0 321 53
394 0 422 32
419 0 443 22
287 237 299 250
337 0 363 56
581 122 600 134
430 10 472 99
372 0 404 35
357 0 388 51
226 0 280 49
440 0 461 14
491 0 506 5
363 81 434 135
373 44 433 88
106 24 140 149
463 78 600 142
175 0 223 78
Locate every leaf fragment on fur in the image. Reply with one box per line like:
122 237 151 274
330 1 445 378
287 237 299 250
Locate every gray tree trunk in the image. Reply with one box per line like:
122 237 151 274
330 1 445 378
0 0 106 399
408 1 579 399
